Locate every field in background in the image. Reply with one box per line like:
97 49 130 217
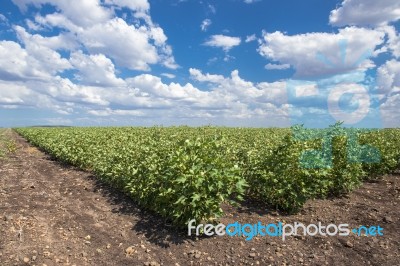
0 129 16 158
15 126 400 227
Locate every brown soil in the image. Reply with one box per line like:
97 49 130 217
0 130 399 266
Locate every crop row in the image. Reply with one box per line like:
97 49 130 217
0 129 16 158
15 125 400 227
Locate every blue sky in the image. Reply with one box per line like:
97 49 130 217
0 0 399 127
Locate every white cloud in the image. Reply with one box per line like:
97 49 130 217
381 93 400 127
15 25 77 51
161 73 176 79
201 19 212 32
0 63 290 126
243 0 259 3
208 4 216 14
42 77 110 106
13 0 177 71
204 35 241 51
265 63 290 70
258 27 385 77
0 40 71 81
25 19 43 30
0 13 8 23
12 0 111 27
70 51 125 87
377 60 400 94
1 78 109 114
327 83 371 124
79 18 159 71
256 82 288 106
126 74 206 100
207 57 218 65
45 117 73 125
329 0 400 27
104 0 150 12
378 25 400 58
5 0 397 127
2 1 290 126
293 84 318 98
190 68 288 106
378 61 400 127
88 108 145 117
0 81 31 106
34 13 81 32
189 68 225 83
0 79 79 115
245 34 256 43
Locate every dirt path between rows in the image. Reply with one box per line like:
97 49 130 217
0 130 399 266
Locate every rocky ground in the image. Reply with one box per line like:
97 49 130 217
0 130 399 266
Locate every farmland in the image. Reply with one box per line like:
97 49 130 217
1 128 399 265
15 125 400 227
0 129 16 158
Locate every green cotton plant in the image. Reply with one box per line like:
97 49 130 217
242 123 387 213
13 125 400 227
124 134 247 227
15 127 248 228
359 129 400 178
169 136 247 224
328 134 364 196
242 131 311 213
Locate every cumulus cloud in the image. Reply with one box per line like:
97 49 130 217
189 68 225 83
0 13 8 25
189 68 287 106
0 63 290 126
79 18 159 71
204 34 241 51
258 27 385 77
0 79 80 115
201 19 212 32
381 93 400 127
13 0 177 71
126 74 199 100
104 0 150 13
377 60 400 94
243 0 259 3
14 25 77 51
0 40 71 81
327 83 372 124
161 73 176 79
79 18 177 70
378 26 400 58
39 77 110 106
12 0 111 27
4 0 397 127
70 51 125 87
88 108 145 117
2 0 290 126
378 61 400 127
265 63 291 70
45 117 73 125
329 0 400 27
208 4 216 14
245 34 256 43
0 81 31 106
